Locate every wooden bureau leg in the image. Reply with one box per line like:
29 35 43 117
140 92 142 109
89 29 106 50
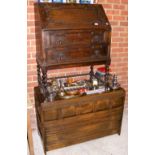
89 65 94 81
37 64 42 87
105 65 110 91
42 68 47 89
41 67 49 98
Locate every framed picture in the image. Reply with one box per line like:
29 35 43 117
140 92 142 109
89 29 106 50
39 0 52 2
52 0 63 2
66 0 76 3
80 0 94 4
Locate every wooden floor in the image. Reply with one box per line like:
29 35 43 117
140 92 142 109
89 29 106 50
31 107 128 155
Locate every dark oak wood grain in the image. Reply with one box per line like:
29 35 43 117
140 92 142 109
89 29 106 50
35 3 111 69
34 87 125 152
34 3 125 154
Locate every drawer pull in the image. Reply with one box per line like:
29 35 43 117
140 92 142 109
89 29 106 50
94 49 100 56
57 40 62 45
57 53 64 61
91 31 95 35
93 22 99 26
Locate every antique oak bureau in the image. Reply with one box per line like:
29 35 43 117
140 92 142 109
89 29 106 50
34 3 125 153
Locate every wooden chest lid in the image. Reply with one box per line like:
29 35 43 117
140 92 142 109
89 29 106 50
36 3 111 30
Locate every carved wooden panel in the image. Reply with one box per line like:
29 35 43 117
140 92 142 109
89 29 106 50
41 93 125 122
95 100 109 112
43 110 58 121
61 106 76 118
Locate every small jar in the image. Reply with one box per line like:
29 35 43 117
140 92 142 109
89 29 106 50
91 77 98 90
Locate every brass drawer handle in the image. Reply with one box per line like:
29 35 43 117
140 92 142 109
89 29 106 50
91 31 95 35
57 53 64 61
57 40 62 45
93 22 99 26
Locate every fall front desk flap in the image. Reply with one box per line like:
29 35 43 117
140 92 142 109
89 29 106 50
35 3 111 69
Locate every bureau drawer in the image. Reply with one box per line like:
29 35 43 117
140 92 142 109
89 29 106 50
45 30 102 48
44 29 108 65
51 31 91 48
45 46 107 66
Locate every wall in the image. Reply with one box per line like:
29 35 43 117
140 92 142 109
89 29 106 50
27 0 128 128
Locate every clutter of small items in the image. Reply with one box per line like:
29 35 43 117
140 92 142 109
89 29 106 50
44 66 120 102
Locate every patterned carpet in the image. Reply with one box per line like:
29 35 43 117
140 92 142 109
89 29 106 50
32 107 128 155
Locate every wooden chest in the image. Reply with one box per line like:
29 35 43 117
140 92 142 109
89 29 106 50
35 86 125 151
34 3 125 153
